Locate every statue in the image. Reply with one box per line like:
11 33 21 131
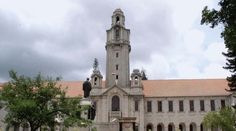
83 78 92 98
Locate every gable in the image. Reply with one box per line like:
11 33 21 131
101 85 128 96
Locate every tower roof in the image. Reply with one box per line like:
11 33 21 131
113 8 124 15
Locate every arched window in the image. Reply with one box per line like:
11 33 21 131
157 123 164 131
94 77 97 85
168 123 174 131
112 95 120 111
179 123 186 131
200 123 204 131
134 76 138 85
146 124 153 131
116 16 120 23
190 124 193 131
190 123 196 131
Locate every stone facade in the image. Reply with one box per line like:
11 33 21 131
0 9 234 131
89 9 233 131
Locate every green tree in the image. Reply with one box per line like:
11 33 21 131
201 0 236 90
0 70 90 131
203 107 236 131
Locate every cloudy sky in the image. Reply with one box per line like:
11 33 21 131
0 0 229 82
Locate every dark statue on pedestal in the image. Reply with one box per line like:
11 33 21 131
83 78 92 98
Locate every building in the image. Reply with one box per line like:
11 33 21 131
0 9 235 131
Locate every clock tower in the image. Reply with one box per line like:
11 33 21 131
105 8 131 88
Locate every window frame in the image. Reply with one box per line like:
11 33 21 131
147 101 152 112
179 100 184 112
189 100 194 112
200 100 205 111
157 101 162 112
168 101 173 112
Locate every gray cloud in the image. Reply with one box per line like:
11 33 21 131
0 1 186 82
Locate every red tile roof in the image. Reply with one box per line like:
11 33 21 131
0 79 231 97
142 79 231 97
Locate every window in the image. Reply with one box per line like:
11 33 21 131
135 100 139 111
147 101 152 112
116 52 119 58
146 124 153 131
134 76 139 85
221 99 226 108
168 101 173 112
94 77 97 85
116 64 119 70
190 124 193 131
116 75 118 80
116 16 120 23
115 27 120 40
200 123 204 131
210 100 215 111
168 124 174 131
157 124 164 131
200 100 205 111
179 100 184 112
190 123 196 131
189 100 194 112
112 95 120 111
179 123 185 131
158 101 162 112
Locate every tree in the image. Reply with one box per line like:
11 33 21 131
0 70 90 131
201 0 236 91
203 107 236 131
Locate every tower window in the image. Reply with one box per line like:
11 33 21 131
116 52 119 58
116 16 120 23
115 27 120 40
116 75 118 80
116 64 119 70
94 77 97 85
134 76 138 85
135 100 139 111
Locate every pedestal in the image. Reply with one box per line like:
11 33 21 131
80 98 92 119
119 117 136 131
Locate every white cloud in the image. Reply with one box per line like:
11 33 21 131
0 0 229 82
204 42 226 63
